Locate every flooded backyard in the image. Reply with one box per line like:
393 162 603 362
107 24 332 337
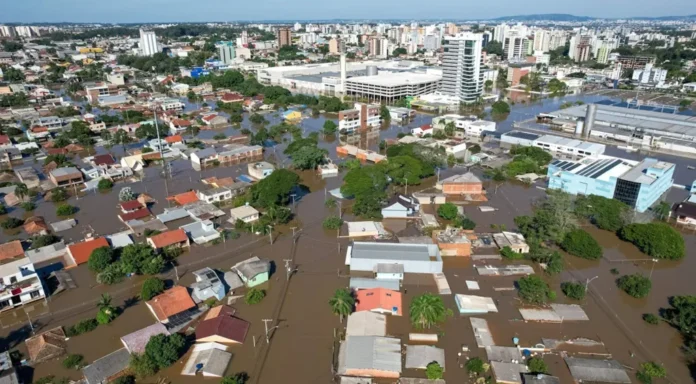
2 92 696 383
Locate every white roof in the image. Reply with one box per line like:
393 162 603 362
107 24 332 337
229 205 259 218
455 294 498 313
346 72 441 87
0 257 33 278
346 312 387 337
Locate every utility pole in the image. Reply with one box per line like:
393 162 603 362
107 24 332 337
262 319 273 343
284 259 293 281
290 194 297 211
171 261 179 282
23 307 34 333
291 227 297 243
267 226 273 244
404 178 408 195
338 200 342 219
649 259 658 279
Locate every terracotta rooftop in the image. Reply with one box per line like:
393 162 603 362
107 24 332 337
24 217 49 235
0 135 10 145
164 134 183 144
146 286 196 322
167 190 199 205
356 288 403 316
120 200 144 212
196 306 249 344
171 119 191 127
25 327 67 363
118 207 151 222
149 228 188 249
0 240 24 262
93 154 116 165
67 237 110 265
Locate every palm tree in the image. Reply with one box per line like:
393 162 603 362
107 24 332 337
329 289 354 322
14 183 29 201
97 293 114 314
409 293 450 329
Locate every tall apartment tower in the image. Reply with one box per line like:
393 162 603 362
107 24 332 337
441 32 484 104
218 42 236 64
139 29 158 56
277 27 292 48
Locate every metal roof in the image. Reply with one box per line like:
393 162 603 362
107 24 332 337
485 346 523 363
491 361 528 384
405 345 445 370
564 357 631 383
470 317 495 347
82 348 130 384
351 242 433 262
502 131 540 141
349 277 400 291
346 312 387 337
338 336 402 375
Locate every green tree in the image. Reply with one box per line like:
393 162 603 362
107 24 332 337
245 288 266 304
291 146 327 170
380 105 391 123
329 289 354 322
129 353 157 377
341 165 388 198
465 357 485 375
97 178 113 191
491 100 511 115
1 218 23 229
484 79 493 90
453 215 476 230
501 246 524 259
21 202 36 211
62 354 84 370
249 113 267 125
527 357 548 374
617 274 651 298
250 169 300 208
643 313 659 325
144 333 186 370
30 234 60 249
437 203 459 220
444 121 456 137
426 362 444 380
322 119 337 134
96 293 116 324
119 187 136 202
518 275 553 304
484 41 503 56
323 216 343 230
97 263 126 285
410 293 450 329
392 47 407 56
141 277 165 300
574 194 629 232
56 204 77 216
561 281 586 300
618 223 685 260
561 229 602 260
637 362 667 384
221 373 248 384
88 247 114 272
50 187 69 202
14 183 28 201
653 201 671 221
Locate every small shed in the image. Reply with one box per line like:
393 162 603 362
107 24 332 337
454 294 498 314
405 345 445 370
490 361 529 384
231 256 270 287
374 263 404 280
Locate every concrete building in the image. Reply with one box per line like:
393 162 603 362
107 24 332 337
504 34 527 61
568 35 592 62
346 242 442 274
0 252 45 312
533 134 606 159
338 103 381 134
616 55 654 70
139 29 159 56
441 32 484 104
217 41 236 65
436 173 484 195
277 27 292 48
49 167 84 187
547 156 675 212
344 72 440 103
632 63 668 84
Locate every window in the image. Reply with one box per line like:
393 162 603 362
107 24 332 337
0 300 8 310
30 290 41 299
9 276 17 284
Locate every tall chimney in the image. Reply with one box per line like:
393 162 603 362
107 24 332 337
339 39 347 96
583 104 597 140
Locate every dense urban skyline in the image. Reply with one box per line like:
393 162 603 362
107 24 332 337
2 0 696 23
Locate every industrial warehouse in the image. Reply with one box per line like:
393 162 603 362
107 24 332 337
539 103 696 155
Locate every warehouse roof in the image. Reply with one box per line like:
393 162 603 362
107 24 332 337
338 336 401 375
564 357 631 383
405 345 445 370
346 312 387 337
346 72 441 87
350 242 433 262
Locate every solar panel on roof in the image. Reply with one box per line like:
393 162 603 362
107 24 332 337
589 159 623 179
566 163 582 171
577 159 611 177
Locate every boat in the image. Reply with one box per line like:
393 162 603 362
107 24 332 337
687 166 695 170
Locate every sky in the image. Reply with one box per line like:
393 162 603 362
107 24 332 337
1 0 695 23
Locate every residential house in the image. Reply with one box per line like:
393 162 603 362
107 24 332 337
195 305 249 344
493 232 530 254
145 286 196 324
14 167 40 189
120 323 170 354
66 237 110 266
337 336 402 379
220 93 244 103
169 119 192 135
433 226 472 257
437 173 484 195
454 294 498 314
672 201 696 227
24 241 69 276
191 148 219 167
25 327 67 363
164 135 184 145
147 229 190 252
23 216 49 236
0 135 12 149
381 194 420 219
0 251 45 311
197 187 233 204
49 167 84 187
374 263 404 281
181 343 232 377
345 311 387 337
120 200 144 214
82 348 131 384
0 148 21 166
405 345 445 370
118 207 151 222
167 190 199 206
228 205 260 224
190 268 225 302
217 144 263 164
181 220 220 245
202 114 228 128
92 154 116 167
231 256 270 287
355 288 402 316
248 161 275 180
346 242 443 274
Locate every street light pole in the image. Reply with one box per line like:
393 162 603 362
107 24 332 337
585 275 599 291
267 225 273 244
262 318 273 343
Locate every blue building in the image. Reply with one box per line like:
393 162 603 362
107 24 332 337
190 67 210 79
547 156 674 212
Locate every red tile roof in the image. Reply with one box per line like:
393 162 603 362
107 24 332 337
221 93 243 101
67 237 110 265
164 135 183 144
118 207 151 222
93 154 116 165
196 310 249 343
0 240 24 262
166 190 199 205
170 119 191 127
148 228 188 249
147 286 195 321
355 288 403 316
120 200 144 212
0 135 10 145
202 114 217 122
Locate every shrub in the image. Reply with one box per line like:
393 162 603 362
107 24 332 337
610 268 620 275
453 215 476 230
50 187 69 202
643 313 659 325
561 229 602 260
322 216 343 230
62 354 84 369
66 319 98 336
637 362 667 383
111 376 135 384
97 263 126 285
426 361 444 380
465 357 485 375
88 246 114 273
527 357 548 374
141 277 165 301
245 288 265 305
31 234 60 249
518 275 553 304
20 202 36 211
97 178 113 191
561 281 586 300
221 374 249 384
1 218 23 229
56 204 77 216
0 205 6 214
437 203 459 220
501 246 524 259
144 333 186 370
491 100 511 115
96 308 116 325
618 222 685 260
617 274 652 298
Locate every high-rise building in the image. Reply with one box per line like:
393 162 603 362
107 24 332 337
368 37 388 58
424 35 440 51
139 29 159 56
494 24 509 43
329 38 340 54
547 31 567 51
533 30 550 52
277 27 292 48
241 30 249 46
217 42 236 64
504 33 527 61
568 34 592 62
441 32 484 104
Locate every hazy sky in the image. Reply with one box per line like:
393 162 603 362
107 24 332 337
2 0 695 23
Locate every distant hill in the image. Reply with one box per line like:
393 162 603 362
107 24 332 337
492 14 594 22
629 15 696 21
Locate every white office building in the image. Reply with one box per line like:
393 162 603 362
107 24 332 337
139 29 159 56
217 42 236 65
632 63 668 84
441 32 484 104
